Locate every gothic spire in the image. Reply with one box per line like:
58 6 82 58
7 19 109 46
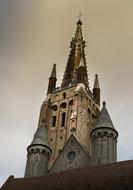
93 74 100 88
50 63 56 78
74 19 83 40
47 64 57 94
61 19 89 89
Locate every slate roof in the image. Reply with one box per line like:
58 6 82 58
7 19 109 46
95 102 116 130
29 122 50 149
1 160 133 190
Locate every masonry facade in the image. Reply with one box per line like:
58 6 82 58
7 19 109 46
24 19 118 177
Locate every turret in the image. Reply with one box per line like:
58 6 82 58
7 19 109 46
93 74 100 105
47 64 57 94
91 102 118 165
24 121 52 177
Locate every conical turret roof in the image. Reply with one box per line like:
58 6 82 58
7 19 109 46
95 102 115 129
30 122 50 148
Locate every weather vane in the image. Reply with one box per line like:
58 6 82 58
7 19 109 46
77 12 84 20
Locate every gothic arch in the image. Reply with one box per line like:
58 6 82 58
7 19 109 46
69 99 73 106
51 105 58 111
60 102 67 109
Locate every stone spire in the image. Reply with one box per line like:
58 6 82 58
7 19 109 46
61 19 89 89
91 102 118 165
93 74 100 88
47 64 57 94
93 74 100 104
24 122 52 177
50 63 56 78
93 74 100 105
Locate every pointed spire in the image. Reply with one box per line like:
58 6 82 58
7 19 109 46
61 19 89 89
50 63 56 78
30 121 51 150
47 64 57 94
93 74 100 105
95 102 115 129
93 74 100 88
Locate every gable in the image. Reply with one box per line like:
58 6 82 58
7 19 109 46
49 135 91 174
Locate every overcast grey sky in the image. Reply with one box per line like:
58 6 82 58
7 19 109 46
0 0 133 186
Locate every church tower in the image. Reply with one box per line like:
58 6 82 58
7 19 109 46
24 18 118 176
41 19 101 168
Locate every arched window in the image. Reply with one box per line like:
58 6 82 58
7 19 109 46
69 99 73 106
60 102 67 109
61 112 66 127
88 108 91 114
97 132 101 137
51 105 58 111
92 113 95 120
52 116 56 127
103 132 108 136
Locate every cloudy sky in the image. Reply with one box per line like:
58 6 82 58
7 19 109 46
0 0 133 186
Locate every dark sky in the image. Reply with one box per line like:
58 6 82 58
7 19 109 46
0 0 133 186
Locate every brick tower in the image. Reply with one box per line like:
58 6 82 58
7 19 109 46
24 19 118 176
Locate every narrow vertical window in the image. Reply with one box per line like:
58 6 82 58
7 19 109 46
62 92 66 99
61 112 66 127
52 116 56 127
